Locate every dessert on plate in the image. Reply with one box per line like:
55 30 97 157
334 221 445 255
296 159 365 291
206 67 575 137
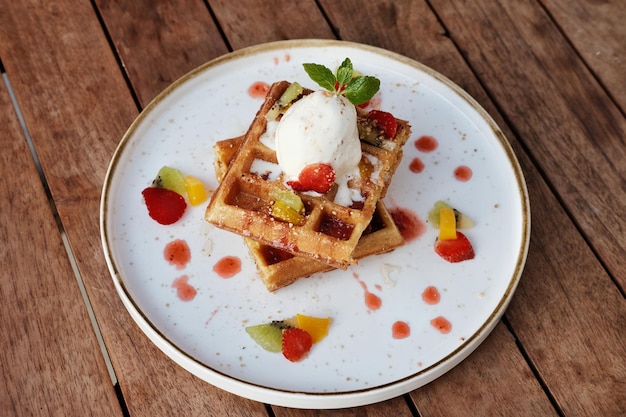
204 58 411 282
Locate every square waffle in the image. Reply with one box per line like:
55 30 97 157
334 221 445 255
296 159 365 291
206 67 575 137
205 81 410 269
214 137 405 291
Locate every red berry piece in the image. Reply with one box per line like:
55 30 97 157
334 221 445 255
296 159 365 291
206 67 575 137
282 328 313 362
142 187 187 225
287 163 335 193
434 231 475 263
367 110 398 138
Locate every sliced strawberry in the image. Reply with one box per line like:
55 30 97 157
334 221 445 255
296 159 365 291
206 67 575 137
142 187 187 225
434 231 475 263
367 110 398 139
282 327 313 362
287 163 335 194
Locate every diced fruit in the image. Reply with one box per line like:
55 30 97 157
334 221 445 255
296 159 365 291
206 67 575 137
272 200 305 225
152 166 186 197
295 314 331 344
438 207 457 240
428 200 474 229
270 189 304 213
267 82 303 120
245 323 283 353
434 231 475 263
282 328 313 362
184 175 208 206
367 110 397 139
287 163 335 193
142 187 187 225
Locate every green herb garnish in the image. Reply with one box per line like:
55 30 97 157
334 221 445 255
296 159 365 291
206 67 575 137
303 58 380 105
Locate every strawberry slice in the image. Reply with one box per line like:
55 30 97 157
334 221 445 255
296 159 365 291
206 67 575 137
434 231 475 263
287 163 335 193
142 187 187 225
367 110 398 139
282 328 313 362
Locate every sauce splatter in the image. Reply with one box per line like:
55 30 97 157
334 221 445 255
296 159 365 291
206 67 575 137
353 273 382 311
390 207 426 242
248 81 270 98
431 316 452 334
414 135 438 152
409 157 425 173
164 239 191 270
172 275 197 301
454 165 473 182
422 286 441 305
392 321 411 339
213 256 241 278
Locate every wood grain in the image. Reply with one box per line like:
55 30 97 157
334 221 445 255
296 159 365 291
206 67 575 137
540 0 626 113
0 77 122 416
96 0 230 106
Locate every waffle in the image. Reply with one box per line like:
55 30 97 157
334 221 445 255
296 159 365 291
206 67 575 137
205 81 410 269
214 137 405 291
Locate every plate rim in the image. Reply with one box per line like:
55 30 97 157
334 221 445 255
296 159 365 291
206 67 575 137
100 38 531 409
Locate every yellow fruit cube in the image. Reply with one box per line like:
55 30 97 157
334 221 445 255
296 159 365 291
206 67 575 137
439 207 457 240
296 314 331 344
184 175 208 206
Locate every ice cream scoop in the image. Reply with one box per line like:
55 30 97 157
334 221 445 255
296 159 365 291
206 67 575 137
275 90 362 206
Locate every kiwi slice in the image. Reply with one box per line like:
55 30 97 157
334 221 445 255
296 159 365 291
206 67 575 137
266 82 303 120
152 166 186 197
428 200 474 229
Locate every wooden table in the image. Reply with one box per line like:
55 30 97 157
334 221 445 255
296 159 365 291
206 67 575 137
1 1 624 415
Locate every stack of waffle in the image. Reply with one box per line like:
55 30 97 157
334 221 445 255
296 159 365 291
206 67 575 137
205 81 411 291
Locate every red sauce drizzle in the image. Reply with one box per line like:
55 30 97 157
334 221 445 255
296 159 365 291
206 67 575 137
213 256 242 278
422 286 441 305
392 321 411 339
414 135 438 152
248 81 270 98
172 275 197 301
353 273 382 311
164 239 191 270
389 207 426 242
454 165 473 181
431 316 452 334
409 157 425 173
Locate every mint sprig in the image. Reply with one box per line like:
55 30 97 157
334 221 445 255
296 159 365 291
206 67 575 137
303 58 380 105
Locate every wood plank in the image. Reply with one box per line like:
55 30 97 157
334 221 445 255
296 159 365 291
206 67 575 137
208 0 335 50
540 0 626 112
428 0 626 288
273 395 414 417
96 0 230 106
0 1 270 416
0 77 122 416
410 324 558 416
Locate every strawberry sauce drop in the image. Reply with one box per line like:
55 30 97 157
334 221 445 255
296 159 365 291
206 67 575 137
454 165 473 182
422 286 441 305
409 157 425 173
354 273 382 311
414 135 438 152
164 239 191 270
172 275 197 301
431 316 452 334
213 256 241 278
392 321 411 339
248 81 270 98
389 207 426 243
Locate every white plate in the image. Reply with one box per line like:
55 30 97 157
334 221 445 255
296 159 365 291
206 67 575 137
100 39 530 409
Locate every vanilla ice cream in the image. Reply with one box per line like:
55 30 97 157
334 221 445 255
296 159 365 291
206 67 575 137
274 90 362 206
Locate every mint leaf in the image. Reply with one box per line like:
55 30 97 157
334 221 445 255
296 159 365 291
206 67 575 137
303 63 336 92
343 76 380 105
335 58 353 88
